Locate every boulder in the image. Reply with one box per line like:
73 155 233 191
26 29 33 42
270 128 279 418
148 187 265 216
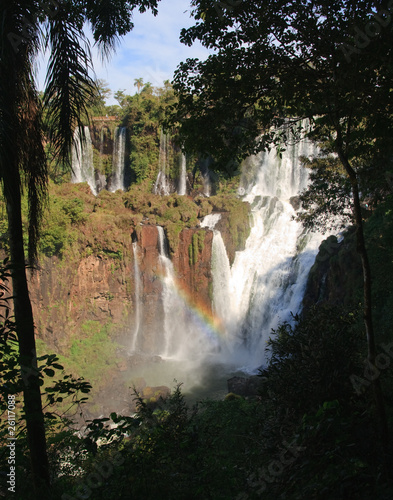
227 376 261 397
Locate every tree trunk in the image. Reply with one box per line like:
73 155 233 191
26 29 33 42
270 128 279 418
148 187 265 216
336 143 389 454
6 188 51 496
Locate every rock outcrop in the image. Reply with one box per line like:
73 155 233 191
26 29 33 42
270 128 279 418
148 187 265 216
302 231 362 311
29 223 214 355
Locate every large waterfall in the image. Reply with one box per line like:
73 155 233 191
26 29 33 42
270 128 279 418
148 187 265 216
110 126 126 192
128 134 327 391
211 138 325 369
71 126 97 195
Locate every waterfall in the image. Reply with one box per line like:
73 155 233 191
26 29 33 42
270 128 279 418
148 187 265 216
154 130 170 195
200 214 231 324
71 126 97 195
128 127 330 382
157 226 219 361
157 226 182 357
110 126 126 192
178 154 187 195
203 171 211 197
130 242 142 352
213 134 325 369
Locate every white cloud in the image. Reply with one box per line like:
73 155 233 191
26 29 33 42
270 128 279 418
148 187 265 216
92 0 210 103
36 0 210 104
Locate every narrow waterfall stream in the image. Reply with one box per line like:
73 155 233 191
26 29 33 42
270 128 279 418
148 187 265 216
178 154 187 195
71 126 97 195
154 130 170 195
110 126 126 192
130 242 142 352
157 226 220 362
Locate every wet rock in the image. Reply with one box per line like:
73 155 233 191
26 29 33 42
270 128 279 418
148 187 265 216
227 376 261 397
289 196 301 210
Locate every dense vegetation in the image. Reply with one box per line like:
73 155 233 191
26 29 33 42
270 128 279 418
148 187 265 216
1 259 393 499
1 1 393 499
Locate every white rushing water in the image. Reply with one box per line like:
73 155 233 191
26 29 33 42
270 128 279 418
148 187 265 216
110 126 126 192
154 130 170 195
213 135 325 369
130 130 328 381
130 242 142 352
71 126 97 195
156 226 220 362
203 171 211 197
178 154 187 195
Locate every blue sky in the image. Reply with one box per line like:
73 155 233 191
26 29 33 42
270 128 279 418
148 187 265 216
37 0 209 105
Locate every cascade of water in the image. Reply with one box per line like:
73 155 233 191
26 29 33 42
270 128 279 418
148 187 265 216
98 127 104 171
110 127 126 192
215 134 325 369
200 214 232 333
71 126 97 195
203 171 211 197
154 130 170 195
178 154 187 195
131 126 330 380
130 242 142 352
157 226 178 356
156 226 220 361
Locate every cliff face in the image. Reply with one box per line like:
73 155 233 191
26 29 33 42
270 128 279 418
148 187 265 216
302 231 362 312
130 225 213 353
29 223 214 354
29 249 134 351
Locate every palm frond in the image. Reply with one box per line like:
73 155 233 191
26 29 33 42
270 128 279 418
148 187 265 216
0 2 46 263
86 0 159 59
19 81 47 264
43 6 96 169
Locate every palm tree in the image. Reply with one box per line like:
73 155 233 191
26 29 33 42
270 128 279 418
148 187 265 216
0 1 159 496
134 77 144 93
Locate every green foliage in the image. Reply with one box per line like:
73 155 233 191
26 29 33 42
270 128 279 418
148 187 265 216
39 187 87 257
189 230 205 266
0 264 92 498
59 321 119 392
297 156 353 232
172 1 393 181
122 82 178 184
261 306 365 419
2 298 392 499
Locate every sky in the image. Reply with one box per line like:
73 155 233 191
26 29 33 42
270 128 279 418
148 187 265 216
37 0 210 105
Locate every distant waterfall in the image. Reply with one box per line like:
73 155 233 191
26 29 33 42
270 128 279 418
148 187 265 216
203 171 211 197
71 126 97 195
130 242 142 352
110 127 126 192
154 130 170 195
178 154 187 195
